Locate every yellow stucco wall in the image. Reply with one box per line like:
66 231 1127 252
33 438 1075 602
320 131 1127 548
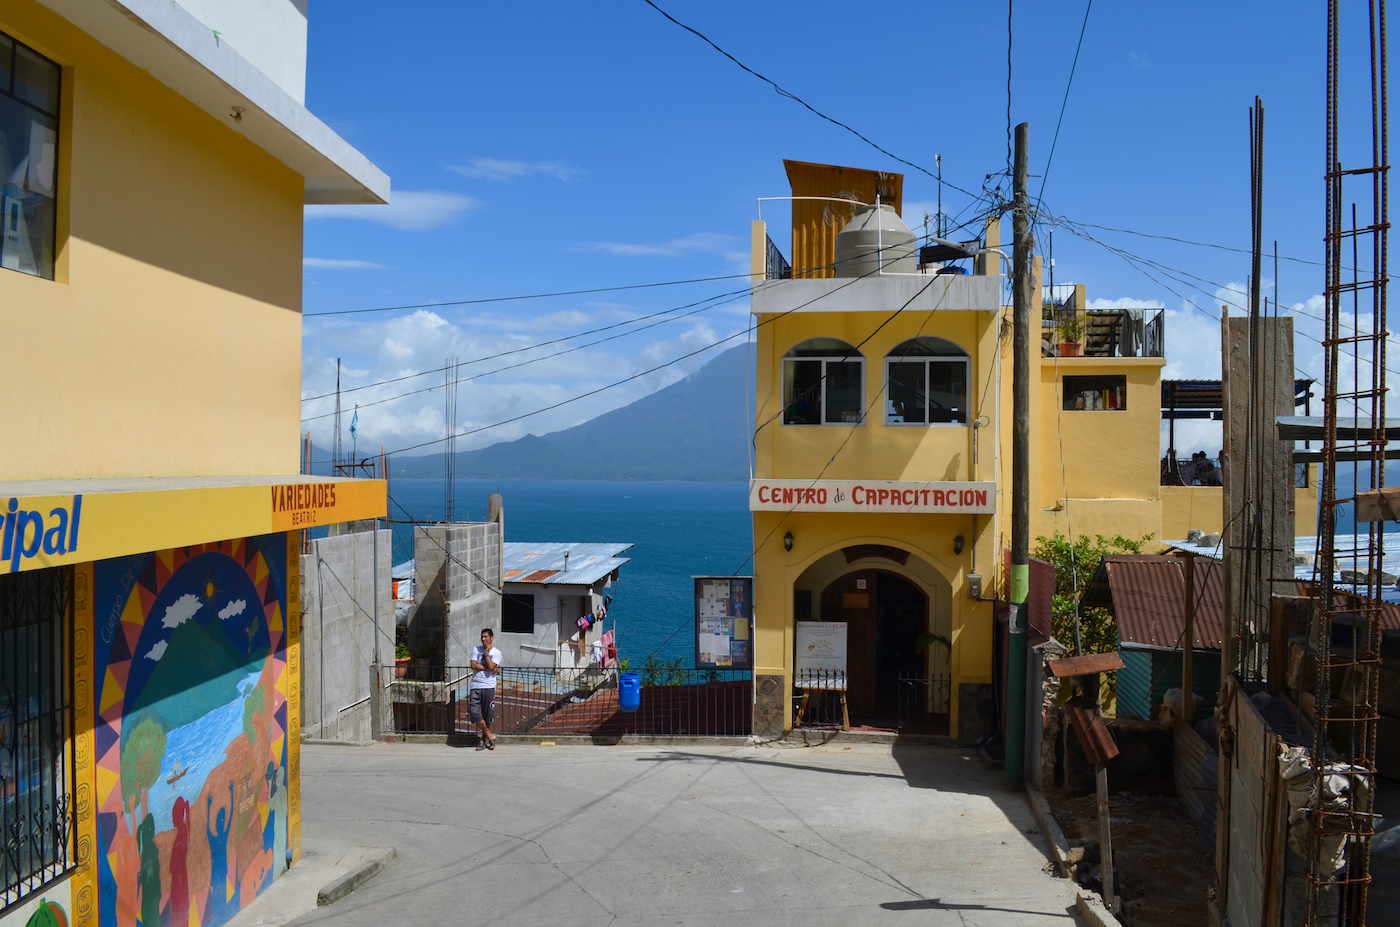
752 513 995 732
1 1 304 481
751 274 1004 733
1160 475 1319 542
1023 356 1167 547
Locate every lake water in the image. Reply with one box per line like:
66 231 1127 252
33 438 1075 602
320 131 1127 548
384 479 753 667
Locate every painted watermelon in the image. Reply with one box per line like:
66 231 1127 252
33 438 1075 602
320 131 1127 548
25 899 68 927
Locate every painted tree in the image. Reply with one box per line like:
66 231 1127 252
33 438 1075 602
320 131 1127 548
242 684 267 744
120 716 167 818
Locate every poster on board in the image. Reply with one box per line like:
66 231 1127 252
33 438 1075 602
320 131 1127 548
795 621 847 687
694 576 753 669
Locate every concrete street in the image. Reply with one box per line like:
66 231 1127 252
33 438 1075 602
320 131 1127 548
293 741 1083 926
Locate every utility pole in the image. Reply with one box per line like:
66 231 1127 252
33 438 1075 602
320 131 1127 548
1005 122 1031 790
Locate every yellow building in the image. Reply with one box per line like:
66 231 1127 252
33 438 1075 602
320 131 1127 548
747 161 1311 742
0 3 385 925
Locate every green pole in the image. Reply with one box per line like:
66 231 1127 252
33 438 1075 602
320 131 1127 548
1005 122 1031 790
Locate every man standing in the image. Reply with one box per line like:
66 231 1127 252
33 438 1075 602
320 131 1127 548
470 628 502 750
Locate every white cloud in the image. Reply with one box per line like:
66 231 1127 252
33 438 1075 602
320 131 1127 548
145 640 168 661
303 258 392 270
574 232 738 258
162 593 203 629
301 307 746 454
218 599 247 621
447 158 578 182
305 190 480 231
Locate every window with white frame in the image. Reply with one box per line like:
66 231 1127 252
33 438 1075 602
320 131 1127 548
782 338 865 425
884 337 970 425
0 31 60 280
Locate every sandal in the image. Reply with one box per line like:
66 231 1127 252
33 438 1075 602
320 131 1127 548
476 742 487 751
486 738 497 750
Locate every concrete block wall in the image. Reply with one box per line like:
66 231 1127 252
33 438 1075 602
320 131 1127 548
412 521 501 670
300 527 392 741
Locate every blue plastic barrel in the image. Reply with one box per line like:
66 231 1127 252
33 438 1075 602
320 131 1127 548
619 672 641 712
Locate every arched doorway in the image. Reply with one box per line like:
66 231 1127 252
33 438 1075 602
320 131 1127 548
819 569 929 725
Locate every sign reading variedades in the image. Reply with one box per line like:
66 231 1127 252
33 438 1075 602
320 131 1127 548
749 480 995 514
694 576 754 670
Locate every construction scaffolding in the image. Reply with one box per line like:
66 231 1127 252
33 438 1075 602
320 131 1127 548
1307 0 1390 922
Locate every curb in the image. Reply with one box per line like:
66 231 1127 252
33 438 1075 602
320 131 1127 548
1026 788 1074 879
1075 890 1125 927
316 847 396 906
762 730 959 747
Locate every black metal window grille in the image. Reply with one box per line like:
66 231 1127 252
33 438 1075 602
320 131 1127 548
1 566 74 909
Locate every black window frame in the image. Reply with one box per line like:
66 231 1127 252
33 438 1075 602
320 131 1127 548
501 592 535 634
0 29 62 282
1 566 75 910
1062 374 1128 412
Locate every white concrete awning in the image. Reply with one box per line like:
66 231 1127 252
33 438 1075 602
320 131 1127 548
36 0 389 204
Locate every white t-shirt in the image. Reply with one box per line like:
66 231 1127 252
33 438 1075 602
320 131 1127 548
470 645 502 689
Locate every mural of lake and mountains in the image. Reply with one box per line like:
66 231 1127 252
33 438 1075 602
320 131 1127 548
91 537 292 927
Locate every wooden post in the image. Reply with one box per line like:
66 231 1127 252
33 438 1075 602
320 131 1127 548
1097 761 1116 912
1181 551 1195 726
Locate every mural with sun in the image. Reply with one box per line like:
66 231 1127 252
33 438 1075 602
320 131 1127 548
92 536 291 927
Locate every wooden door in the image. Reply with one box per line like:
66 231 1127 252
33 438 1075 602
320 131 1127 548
820 569 878 716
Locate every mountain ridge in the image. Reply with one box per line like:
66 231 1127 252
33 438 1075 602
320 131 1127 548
352 345 753 482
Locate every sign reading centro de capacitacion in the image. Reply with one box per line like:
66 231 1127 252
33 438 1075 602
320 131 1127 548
749 479 996 514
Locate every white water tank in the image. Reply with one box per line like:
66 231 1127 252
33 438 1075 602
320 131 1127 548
834 203 917 277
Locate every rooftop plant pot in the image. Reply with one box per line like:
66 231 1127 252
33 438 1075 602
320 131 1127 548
1058 342 1081 358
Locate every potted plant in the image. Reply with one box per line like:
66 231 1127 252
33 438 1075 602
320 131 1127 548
394 641 410 678
1053 313 1085 357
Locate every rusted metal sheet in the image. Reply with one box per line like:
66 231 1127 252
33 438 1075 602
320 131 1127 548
1097 555 1226 651
521 569 559 583
784 160 903 278
1049 651 1126 678
1065 700 1120 763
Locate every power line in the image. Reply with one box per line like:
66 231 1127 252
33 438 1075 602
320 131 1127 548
641 0 984 202
1035 0 1093 209
301 286 752 416
375 240 937 458
302 272 756 318
1064 219 1326 267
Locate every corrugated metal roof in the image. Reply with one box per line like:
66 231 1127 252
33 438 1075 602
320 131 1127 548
1096 555 1225 652
502 542 633 586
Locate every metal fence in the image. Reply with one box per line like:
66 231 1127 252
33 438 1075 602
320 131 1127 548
383 666 753 738
1 567 74 909
896 674 951 733
792 669 849 729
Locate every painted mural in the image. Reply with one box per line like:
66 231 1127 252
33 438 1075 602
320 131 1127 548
92 537 290 927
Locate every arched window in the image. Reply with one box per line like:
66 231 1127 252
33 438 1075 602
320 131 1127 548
783 338 865 425
885 337 970 425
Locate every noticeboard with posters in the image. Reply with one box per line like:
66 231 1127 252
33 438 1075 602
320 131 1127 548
694 576 753 669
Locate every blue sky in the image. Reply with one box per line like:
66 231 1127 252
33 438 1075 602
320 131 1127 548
299 1 1386 459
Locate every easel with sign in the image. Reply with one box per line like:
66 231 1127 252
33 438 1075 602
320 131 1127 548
793 674 849 731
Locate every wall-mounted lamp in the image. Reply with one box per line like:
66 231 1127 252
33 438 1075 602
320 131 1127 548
953 534 966 555
230 105 245 123
783 532 794 552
